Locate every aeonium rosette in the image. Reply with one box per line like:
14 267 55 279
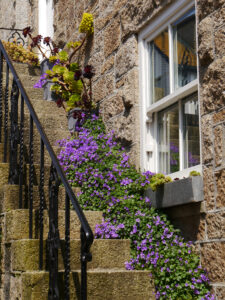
31 12 95 114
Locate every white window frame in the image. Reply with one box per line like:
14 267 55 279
138 0 202 179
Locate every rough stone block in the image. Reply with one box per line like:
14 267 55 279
213 108 225 124
200 57 225 114
115 36 138 78
201 114 213 164
201 242 225 283
103 95 124 122
206 211 225 239
214 125 224 167
215 26 225 57
203 166 215 211
198 16 214 65
215 169 225 208
104 17 120 58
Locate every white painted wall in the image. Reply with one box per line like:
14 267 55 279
38 0 54 59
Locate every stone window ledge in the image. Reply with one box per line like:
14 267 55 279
146 176 203 209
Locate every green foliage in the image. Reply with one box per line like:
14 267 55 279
2 41 39 66
58 50 69 62
150 173 172 191
189 171 201 177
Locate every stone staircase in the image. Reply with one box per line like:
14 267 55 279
0 62 155 299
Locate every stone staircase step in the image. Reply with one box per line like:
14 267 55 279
3 209 102 242
8 270 154 300
0 162 51 186
23 111 68 132
0 184 81 212
0 142 61 165
3 62 41 77
10 238 130 271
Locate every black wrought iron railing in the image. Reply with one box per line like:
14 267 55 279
0 40 94 299
0 27 25 45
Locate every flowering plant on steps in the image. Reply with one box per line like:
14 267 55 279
25 13 95 127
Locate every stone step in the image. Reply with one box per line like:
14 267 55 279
23 111 68 132
10 238 130 271
0 142 61 165
3 62 41 76
0 184 81 212
3 209 102 242
0 162 62 187
8 270 154 300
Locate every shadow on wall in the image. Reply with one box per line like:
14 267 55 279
162 202 204 242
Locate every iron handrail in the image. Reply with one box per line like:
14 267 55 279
0 28 25 45
0 40 94 299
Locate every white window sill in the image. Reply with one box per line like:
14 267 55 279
167 164 202 180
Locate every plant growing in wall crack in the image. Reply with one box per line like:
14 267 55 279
57 114 215 300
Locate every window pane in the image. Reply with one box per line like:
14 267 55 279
173 8 197 89
149 29 170 103
183 93 200 168
158 105 179 174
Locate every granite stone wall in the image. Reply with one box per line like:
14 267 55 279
196 1 225 298
53 0 175 166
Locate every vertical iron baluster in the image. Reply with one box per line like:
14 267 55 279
3 64 9 162
48 163 60 300
29 115 34 239
19 95 24 208
65 193 70 300
39 138 44 270
0 51 3 143
80 227 92 300
8 79 19 184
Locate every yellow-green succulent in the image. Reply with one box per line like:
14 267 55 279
79 13 94 35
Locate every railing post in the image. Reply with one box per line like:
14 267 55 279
4 64 9 162
65 193 70 300
48 163 60 300
39 138 45 270
8 79 19 184
80 227 92 300
0 51 3 143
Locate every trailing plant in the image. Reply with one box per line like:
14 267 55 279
2 40 39 66
57 115 214 300
189 171 201 177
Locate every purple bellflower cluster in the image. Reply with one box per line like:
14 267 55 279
57 114 214 300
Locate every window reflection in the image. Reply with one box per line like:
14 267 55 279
149 30 170 103
158 105 179 174
183 93 200 168
173 7 197 89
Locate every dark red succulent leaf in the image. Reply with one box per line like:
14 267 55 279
83 65 95 79
31 35 42 47
56 98 63 108
73 111 82 120
43 36 51 46
74 70 82 81
52 47 59 54
22 26 32 38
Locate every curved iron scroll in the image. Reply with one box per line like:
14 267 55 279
0 28 25 46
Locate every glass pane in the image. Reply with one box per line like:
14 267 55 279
158 105 179 174
173 8 197 89
149 29 170 103
183 93 200 168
